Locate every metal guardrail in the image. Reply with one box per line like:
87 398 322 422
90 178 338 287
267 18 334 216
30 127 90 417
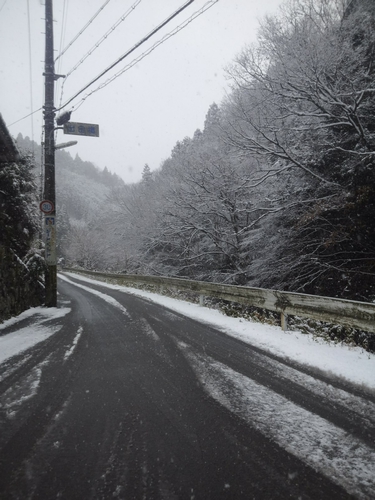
63 268 375 334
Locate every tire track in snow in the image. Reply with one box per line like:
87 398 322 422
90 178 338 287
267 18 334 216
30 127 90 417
63 326 83 361
245 348 375 430
179 343 375 499
0 324 63 365
0 356 51 419
59 274 131 318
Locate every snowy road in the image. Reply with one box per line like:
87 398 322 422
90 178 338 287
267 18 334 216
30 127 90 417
0 274 374 499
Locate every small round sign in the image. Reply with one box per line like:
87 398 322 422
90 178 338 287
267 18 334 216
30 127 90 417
40 200 54 214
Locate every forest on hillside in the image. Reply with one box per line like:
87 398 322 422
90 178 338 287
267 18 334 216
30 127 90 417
18 0 375 303
102 0 375 302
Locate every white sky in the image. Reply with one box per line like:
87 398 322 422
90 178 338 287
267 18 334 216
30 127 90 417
0 0 283 183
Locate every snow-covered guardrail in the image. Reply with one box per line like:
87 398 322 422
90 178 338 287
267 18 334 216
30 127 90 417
63 268 375 334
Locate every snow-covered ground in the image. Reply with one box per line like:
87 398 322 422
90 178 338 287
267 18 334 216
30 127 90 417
60 272 375 392
187 346 375 497
0 307 71 365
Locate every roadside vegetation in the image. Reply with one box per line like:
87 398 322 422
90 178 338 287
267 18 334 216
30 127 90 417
0 149 44 320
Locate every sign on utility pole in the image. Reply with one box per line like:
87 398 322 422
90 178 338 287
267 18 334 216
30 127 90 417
63 122 99 137
43 0 57 307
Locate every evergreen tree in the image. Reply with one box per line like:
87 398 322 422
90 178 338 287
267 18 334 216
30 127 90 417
141 163 152 184
0 151 44 319
0 156 38 255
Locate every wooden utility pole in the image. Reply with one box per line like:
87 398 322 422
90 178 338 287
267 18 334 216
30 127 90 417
43 0 57 307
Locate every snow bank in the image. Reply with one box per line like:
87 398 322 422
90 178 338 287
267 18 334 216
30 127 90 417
0 307 70 364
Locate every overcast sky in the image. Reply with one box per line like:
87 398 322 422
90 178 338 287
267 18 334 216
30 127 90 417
0 0 283 184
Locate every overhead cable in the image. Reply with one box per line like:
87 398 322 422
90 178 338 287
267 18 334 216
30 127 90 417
26 0 35 147
0 0 7 13
64 0 143 79
58 0 197 110
56 0 142 115
69 1 219 112
54 0 111 62
8 107 43 127
55 0 69 113
56 0 69 75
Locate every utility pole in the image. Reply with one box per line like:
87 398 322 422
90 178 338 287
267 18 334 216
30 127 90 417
43 0 57 307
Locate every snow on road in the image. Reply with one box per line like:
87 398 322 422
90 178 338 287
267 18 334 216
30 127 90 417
63 272 375 391
243 346 375 429
0 307 70 365
0 362 46 419
180 344 375 499
63 326 83 361
59 274 131 318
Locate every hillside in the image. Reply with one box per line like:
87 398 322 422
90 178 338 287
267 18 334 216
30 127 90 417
16 134 125 268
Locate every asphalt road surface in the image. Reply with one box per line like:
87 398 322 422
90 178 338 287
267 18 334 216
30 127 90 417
0 274 374 499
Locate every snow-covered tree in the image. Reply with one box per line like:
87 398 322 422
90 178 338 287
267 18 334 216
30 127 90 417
141 163 153 185
226 0 375 184
0 150 44 319
0 157 38 255
221 0 375 297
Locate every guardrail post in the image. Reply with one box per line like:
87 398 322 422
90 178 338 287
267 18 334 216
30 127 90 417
199 294 205 306
281 312 288 331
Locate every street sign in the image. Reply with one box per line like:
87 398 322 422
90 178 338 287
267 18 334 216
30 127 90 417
40 200 54 214
63 122 99 137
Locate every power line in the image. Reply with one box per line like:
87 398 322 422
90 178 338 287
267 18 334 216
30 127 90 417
54 0 112 62
57 0 68 63
56 0 69 75
55 0 69 113
8 107 43 128
64 0 143 79
26 0 34 149
58 0 197 111
69 1 219 112
0 0 7 14
57 0 142 111
9 0 217 129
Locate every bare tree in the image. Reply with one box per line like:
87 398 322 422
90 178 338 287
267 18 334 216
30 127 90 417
220 0 375 298
225 0 375 185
